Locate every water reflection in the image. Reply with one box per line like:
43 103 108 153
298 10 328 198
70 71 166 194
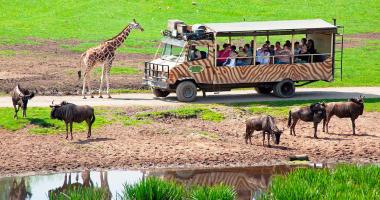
0 165 310 200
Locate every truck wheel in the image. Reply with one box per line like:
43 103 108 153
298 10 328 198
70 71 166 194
176 81 197 102
152 88 170 97
255 85 273 94
273 79 295 98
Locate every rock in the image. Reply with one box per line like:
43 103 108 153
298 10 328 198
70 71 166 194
288 154 309 161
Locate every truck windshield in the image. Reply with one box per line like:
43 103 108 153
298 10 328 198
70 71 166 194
161 43 185 62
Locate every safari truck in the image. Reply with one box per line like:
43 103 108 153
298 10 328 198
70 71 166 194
143 19 344 102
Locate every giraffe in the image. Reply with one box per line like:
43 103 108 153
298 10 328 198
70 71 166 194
78 19 144 99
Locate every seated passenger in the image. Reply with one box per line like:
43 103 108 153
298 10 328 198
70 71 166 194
307 39 322 62
256 44 270 64
265 40 271 46
294 41 301 54
236 46 247 66
275 45 291 64
224 45 238 67
217 43 231 66
298 38 309 62
189 45 201 61
285 40 291 48
244 43 253 65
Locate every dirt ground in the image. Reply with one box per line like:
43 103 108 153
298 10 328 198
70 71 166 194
0 107 379 176
0 33 379 95
0 39 151 95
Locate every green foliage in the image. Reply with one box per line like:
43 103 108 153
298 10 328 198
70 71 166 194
232 98 380 117
260 164 380 200
0 107 110 134
122 177 185 200
50 186 109 200
138 106 224 122
189 184 236 200
95 66 141 76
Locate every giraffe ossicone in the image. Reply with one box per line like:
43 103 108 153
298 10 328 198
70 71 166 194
78 19 144 99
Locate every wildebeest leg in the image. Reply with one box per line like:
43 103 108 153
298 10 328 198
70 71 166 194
267 132 271 147
262 131 265 146
313 122 318 138
249 130 253 145
291 118 298 136
87 119 91 138
351 118 356 135
65 122 69 139
70 121 73 140
325 115 332 134
13 104 19 119
22 109 26 118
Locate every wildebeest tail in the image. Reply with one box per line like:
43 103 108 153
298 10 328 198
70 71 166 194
287 111 292 127
78 53 85 80
91 113 96 125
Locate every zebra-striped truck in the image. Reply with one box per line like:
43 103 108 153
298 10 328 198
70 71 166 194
143 19 343 102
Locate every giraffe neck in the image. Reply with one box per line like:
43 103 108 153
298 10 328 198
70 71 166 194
106 24 133 50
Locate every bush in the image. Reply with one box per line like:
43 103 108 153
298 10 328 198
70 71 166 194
189 184 236 200
50 186 109 200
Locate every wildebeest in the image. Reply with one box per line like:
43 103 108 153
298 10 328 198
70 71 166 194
50 101 95 140
245 115 283 147
288 103 326 138
323 96 364 135
10 84 35 119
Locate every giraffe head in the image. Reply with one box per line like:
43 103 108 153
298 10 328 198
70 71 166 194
131 19 144 32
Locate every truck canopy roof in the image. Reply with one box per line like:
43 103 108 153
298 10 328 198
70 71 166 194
204 19 337 37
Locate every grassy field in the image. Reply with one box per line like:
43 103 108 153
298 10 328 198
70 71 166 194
230 98 380 117
260 165 380 200
0 1 379 86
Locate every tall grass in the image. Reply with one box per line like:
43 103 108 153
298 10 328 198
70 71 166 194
260 164 380 200
122 177 185 200
190 184 236 200
50 186 109 200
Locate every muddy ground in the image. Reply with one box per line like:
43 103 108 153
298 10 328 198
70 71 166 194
0 33 379 95
0 106 379 176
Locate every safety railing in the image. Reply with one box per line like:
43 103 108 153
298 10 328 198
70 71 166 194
144 62 170 81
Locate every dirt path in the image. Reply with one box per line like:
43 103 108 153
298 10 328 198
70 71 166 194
0 109 379 177
0 87 379 107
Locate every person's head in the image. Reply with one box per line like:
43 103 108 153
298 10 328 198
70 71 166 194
239 46 243 51
270 45 274 50
244 43 250 49
302 38 307 45
265 40 270 45
295 41 300 48
275 41 281 48
285 40 291 45
262 44 268 50
231 45 237 51
222 43 229 49
190 45 196 50
307 39 315 49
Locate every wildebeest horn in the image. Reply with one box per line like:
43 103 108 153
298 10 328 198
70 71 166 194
133 18 136 23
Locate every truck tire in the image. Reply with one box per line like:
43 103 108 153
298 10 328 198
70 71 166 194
255 85 273 94
176 81 197 102
152 88 170 97
273 79 295 98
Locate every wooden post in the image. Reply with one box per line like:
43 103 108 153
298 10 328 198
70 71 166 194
330 33 334 59
253 36 256 66
228 35 231 44
214 33 218 67
291 34 295 64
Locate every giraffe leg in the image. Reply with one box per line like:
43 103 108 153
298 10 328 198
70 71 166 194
82 73 87 99
105 67 112 98
99 65 106 98
86 73 94 98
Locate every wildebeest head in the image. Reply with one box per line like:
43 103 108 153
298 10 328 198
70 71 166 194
310 102 326 114
349 95 365 104
50 101 63 120
272 128 283 145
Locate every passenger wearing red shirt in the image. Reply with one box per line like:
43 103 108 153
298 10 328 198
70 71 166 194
217 43 231 66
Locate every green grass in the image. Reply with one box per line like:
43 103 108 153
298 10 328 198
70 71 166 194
190 184 236 200
260 164 380 200
0 107 110 134
121 177 236 200
122 177 185 200
109 89 150 94
49 186 109 200
94 66 140 76
231 98 380 117
137 106 224 122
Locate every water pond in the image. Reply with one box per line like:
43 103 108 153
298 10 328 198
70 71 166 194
0 163 323 200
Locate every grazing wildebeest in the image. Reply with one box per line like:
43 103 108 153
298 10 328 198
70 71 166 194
323 96 364 135
288 103 326 138
50 101 95 140
245 115 283 147
10 84 35 119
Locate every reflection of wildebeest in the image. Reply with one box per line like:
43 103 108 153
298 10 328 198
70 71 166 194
10 84 35 119
323 96 364 135
245 115 283 147
8 178 32 200
288 103 326 138
50 101 95 140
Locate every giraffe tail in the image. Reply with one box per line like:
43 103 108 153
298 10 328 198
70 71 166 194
78 53 85 80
